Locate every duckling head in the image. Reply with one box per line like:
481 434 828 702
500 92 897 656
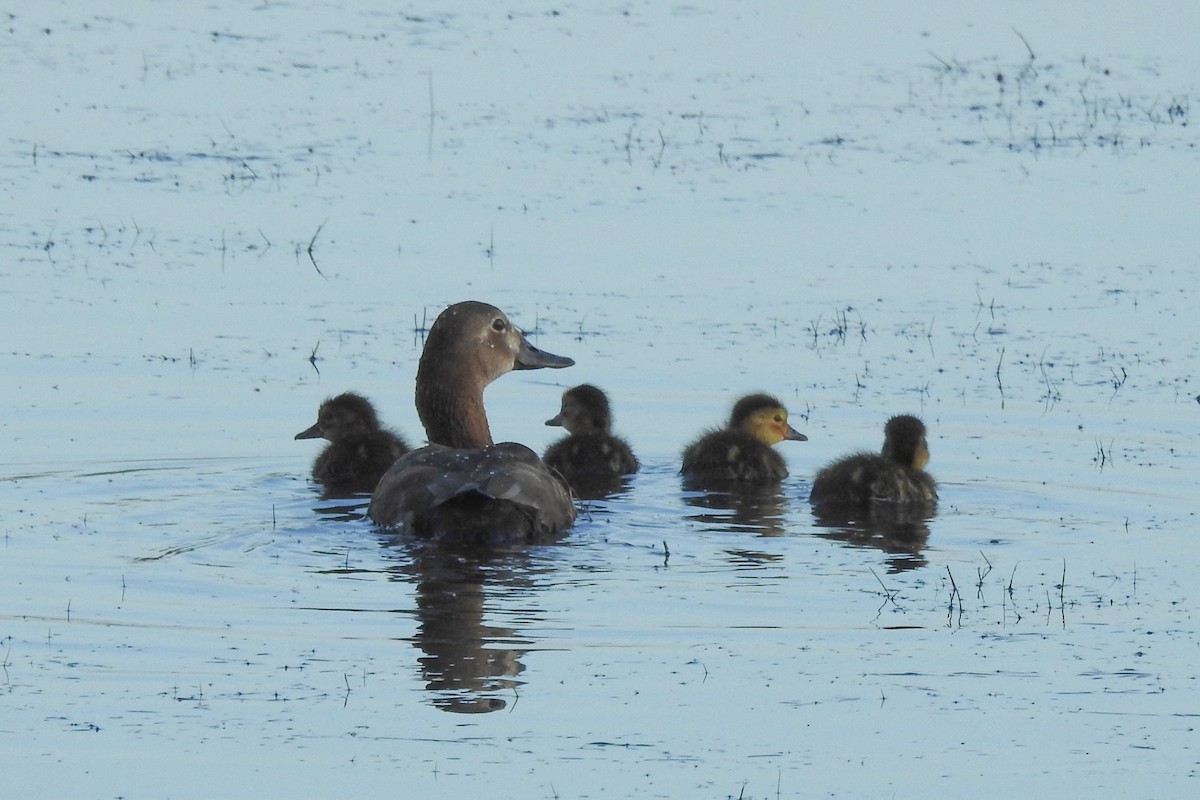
295 392 380 442
730 393 808 446
545 383 611 435
881 414 929 469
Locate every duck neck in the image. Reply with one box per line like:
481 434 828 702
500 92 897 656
415 357 494 449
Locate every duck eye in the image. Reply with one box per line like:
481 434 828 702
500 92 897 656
491 317 506 332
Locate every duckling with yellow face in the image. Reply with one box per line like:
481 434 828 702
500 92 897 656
544 384 639 480
809 414 937 507
295 392 410 494
368 301 576 544
681 393 808 486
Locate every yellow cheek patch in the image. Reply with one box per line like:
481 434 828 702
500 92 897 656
913 441 930 470
742 407 790 445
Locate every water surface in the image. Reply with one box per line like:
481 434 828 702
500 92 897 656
3 2 1199 797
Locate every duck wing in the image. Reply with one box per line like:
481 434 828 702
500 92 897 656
368 442 577 544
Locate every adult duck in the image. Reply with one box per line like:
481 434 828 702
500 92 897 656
681 393 807 487
295 392 409 494
368 301 576 544
809 414 937 507
544 384 638 497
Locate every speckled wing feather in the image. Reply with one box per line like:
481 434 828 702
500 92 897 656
368 443 576 543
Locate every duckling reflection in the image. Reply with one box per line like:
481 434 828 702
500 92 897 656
681 393 807 490
295 392 409 495
388 543 549 713
810 503 932 573
682 481 789 536
808 414 937 573
544 384 638 499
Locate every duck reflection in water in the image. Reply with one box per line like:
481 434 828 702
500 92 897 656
682 483 790 536
808 414 938 573
384 542 550 713
810 503 933 573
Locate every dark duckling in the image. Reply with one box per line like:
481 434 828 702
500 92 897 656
368 301 576 544
809 414 937 508
544 384 639 485
295 392 409 494
681 393 808 486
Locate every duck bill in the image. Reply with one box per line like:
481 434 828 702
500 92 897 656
545 413 564 427
514 332 575 371
783 424 808 442
294 422 323 440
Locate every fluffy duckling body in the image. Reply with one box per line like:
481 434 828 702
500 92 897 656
809 414 937 507
368 301 576 544
295 392 409 494
544 384 639 482
681 393 807 486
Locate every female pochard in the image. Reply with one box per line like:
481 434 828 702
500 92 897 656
368 301 576 544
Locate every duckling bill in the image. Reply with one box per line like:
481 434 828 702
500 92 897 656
544 384 638 493
809 414 937 507
295 392 409 494
681 393 807 487
368 301 576 544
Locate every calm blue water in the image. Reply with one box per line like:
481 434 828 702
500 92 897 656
3 2 1199 797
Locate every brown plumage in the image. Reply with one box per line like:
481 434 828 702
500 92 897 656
295 392 409 494
681 393 807 487
368 301 576 544
809 414 938 508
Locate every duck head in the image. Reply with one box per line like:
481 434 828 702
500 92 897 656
416 301 574 449
295 392 381 442
881 414 929 470
730 393 808 446
545 383 611 435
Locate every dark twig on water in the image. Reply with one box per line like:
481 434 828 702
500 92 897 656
945 566 963 627
871 567 899 608
427 71 435 160
1058 560 1067 627
307 221 327 277
413 307 429 344
995 346 1005 404
976 551 993 598
307 342 320 376
1012 28 1036 62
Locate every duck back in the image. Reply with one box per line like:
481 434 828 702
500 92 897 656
370 442 576 544
313 432 408 494
809 452 937 507
544 433 638 478
681 429 790 486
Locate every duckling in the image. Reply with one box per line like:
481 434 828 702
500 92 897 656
544 384 639 482
368 301 576 544
681 393 808 486
809 414 937 507
295 392 410 494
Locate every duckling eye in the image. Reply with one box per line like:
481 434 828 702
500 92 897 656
773 414 784 423
491 317 507 332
